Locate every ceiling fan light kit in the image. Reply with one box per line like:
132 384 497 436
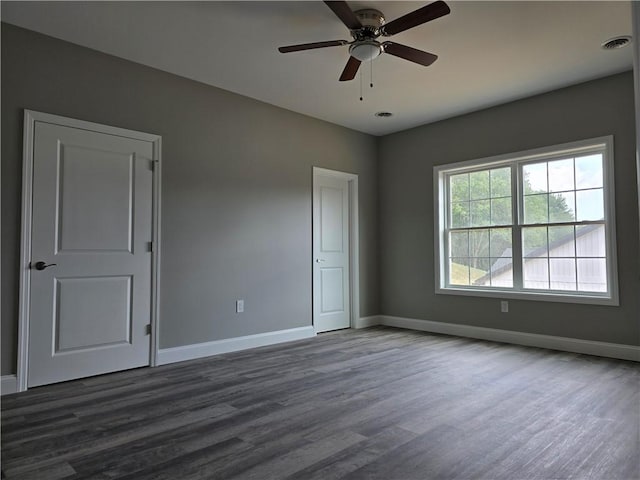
349 41 381 62
278 1 450 82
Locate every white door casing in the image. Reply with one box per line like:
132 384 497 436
312 168 359 333
18 111 162 390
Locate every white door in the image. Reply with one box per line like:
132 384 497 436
313 172 350 332
27 120 155 387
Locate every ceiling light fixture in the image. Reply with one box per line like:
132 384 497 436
601 35 631 50
349 41 382 62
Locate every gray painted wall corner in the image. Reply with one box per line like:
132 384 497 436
378 71 640 346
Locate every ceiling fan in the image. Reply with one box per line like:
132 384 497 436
278 1 450 81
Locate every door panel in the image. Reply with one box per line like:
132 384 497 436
54 276 132 353
57 145 134 253
320 186 344 252
313 173 350 333
320 267 345 313
28 121 154 387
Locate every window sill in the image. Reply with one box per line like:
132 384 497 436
436 286 619 306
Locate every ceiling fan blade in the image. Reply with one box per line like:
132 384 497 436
339 56 361 81
382 42 438 66
324 1 362 30
278 40 349 53
380 1 450 36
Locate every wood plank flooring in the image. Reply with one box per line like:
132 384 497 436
2 326 639 479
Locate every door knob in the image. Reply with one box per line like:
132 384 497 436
33 261 57 271
315 259 325 263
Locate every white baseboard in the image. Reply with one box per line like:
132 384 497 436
354 316 381 329
378 315 640 362
157 326 316 366
1 375 18 396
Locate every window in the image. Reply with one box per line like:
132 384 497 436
434 137 618 305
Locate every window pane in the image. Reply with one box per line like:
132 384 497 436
523 226 548 257
490 167 511 197
451 202 470 228
450 258 470 285
470 229 489 257
548 159 574 192
549 192 575 223
470 200 490 227
449 231 469 257
575 154 603 189
470 171 490 200
576 189 604 221
450 174 470 202
473 273 490 286
490 228 512 258
524 194 548 224
523 258 549 289
491 197 512 225
523 162 547 193
577 258 607 292
549 258 576 290
576 224 605 257
548 226 574 257
470 258 491 285
490 262 513 288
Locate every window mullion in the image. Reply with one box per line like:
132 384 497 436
443 173 451 288
512 164 523 289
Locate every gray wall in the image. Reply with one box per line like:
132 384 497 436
1 24 379 374
378 71 640 346
3 24 638 378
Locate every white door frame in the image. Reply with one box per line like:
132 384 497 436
17 110 162 392
312 167 360 331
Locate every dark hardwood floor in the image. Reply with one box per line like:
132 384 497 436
2 326 639 479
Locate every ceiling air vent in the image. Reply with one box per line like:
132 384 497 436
375 111 393 118
601 36 631 50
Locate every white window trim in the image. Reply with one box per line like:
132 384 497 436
434 136 619 306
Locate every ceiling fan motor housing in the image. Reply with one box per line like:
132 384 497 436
352 9 385 37
349 9 385 61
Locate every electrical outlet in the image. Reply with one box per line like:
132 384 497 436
236 300 244 313
501 300 509 313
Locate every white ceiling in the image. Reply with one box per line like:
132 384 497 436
1 1 633 136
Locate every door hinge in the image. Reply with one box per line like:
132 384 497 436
146 324 152 335
149 159 159 171
147 241 154 253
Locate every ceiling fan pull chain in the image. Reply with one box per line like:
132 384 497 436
370 60 373 88
359 67 363 101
